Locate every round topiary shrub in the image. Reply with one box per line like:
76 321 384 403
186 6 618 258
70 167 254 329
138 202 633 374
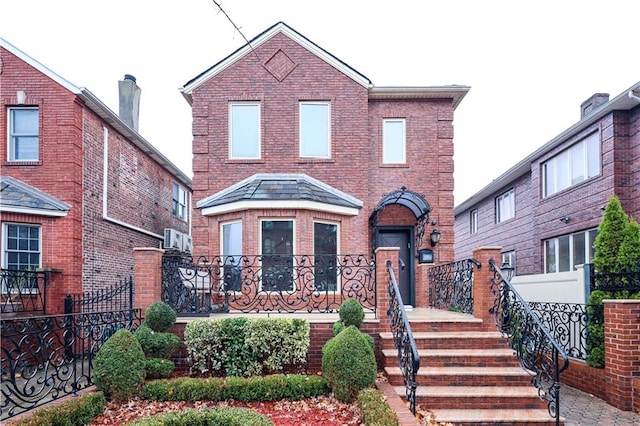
332 320 345 336
94 329 146 402
134 323 182 358
339 298 364 328
145 357 175 380
321 325 377 403
145 301 177 332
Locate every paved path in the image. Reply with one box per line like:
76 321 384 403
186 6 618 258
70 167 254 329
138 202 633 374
562 385 639 425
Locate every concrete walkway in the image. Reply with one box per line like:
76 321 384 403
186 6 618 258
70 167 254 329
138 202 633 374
562 384 639 426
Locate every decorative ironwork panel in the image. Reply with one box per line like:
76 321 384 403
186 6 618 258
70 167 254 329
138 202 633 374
66 276 134 314
428 259 480 314
0 309 142 420
590 267 640 293
1 269 49 314
162 254 376 315
386 260 420 415
489 259 569 426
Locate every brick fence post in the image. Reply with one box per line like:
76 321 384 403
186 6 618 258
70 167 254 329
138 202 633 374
375 247 400 333
472 247 502 331
603 299 640 412
133 247 165 314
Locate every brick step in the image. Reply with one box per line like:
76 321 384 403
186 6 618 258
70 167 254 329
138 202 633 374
381 348 519 368
384 366 531 386
405 316 485 333
429 408 563 426
380 331 508 350
400 385 548 410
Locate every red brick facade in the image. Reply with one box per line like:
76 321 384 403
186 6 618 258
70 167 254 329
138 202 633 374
1 40 191 314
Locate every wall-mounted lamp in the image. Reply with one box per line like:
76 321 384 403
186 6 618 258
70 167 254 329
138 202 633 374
429 228 441 247
560 216 570 224
417 248 434 264
500 261 515 281
16 90 27 105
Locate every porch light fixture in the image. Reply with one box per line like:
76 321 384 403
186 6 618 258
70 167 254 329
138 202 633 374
501 262 515 281
429 228 441 247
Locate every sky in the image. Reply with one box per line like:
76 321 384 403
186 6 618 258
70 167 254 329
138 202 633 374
1 0 639 205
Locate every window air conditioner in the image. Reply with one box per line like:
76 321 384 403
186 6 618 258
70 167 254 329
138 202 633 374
164 228 183 250
182 235 193 253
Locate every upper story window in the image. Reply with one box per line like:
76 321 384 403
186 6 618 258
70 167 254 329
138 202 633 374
299 102 330 158
544 228 598 273
229 102 260 159
382 119 406 164
470 209 478 234
172 183 188 220
496 189 515 223
8 107 39 161
542 132 600 197
3 223 41 270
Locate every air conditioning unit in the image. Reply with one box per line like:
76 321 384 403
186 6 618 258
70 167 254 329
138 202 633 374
182 235 193 253
164 228 183 250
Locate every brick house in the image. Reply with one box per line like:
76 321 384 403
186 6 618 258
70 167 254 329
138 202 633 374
0 38 192 315
180 22 468 308
454 81 640 277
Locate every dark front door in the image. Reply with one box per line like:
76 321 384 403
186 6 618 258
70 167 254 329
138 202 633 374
377 229 413 307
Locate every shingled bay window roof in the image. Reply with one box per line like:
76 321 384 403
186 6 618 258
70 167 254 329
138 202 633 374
196 174 363 216
0 176 71 217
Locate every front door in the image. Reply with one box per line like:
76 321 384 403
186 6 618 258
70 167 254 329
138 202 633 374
377 229 413 307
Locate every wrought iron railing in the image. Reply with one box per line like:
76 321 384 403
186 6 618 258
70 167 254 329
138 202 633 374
65 276 134 314
589 266 640 292
0 308 142 420
428 259 480 314
386 259 420 415
1 269 49 314
161 254 376 315
489 259 569 426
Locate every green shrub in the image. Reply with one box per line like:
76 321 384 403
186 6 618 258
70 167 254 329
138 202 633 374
244 318 309 373
145 357 175 379
94 329 146 402
339 298 365 328
126 406 273 426
322 325 377 403
9 392 106 426
184 319 224 375
220 317 259 376
134 323 182 359
332 321 345 336
357 388 400 426
144 301 177 333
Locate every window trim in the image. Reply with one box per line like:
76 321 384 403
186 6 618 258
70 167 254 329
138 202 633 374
220 220 243 293
543 228 598 273
313 220 340 293
7 107 39 162
470 209 478 234
172 182 188 221
259 219 295 292
382 118 406 164
2 222 42 274
496 189 515 223
229 102 261 159
299 101 331 159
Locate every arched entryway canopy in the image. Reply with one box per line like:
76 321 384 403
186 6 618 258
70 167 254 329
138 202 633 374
369 186 431 251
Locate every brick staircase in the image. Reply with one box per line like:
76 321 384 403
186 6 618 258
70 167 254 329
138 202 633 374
380 311 564 425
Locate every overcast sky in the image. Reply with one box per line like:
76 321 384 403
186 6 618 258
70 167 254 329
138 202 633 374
2 0 638 205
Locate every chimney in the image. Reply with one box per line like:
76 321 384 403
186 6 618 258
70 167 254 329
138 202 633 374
580 93 609 119
118 74 141 131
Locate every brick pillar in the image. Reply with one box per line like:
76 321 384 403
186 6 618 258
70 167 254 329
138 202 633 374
133 247 165 314
415 264 430 308
375 247 400 333
471 247 502 331
603 299 640 412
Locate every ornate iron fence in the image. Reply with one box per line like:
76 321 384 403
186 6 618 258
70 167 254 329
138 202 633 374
428 259 480 314
161 254 376 315
65 276 134 314
0 308 142 420
589 266 640 292
1 269 49 314
386 259 420 415
489 259 569 426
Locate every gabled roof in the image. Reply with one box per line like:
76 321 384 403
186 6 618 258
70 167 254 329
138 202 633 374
454 81 640 215
0 176 71 217
181 21 373 103
197 173 363 217
0 38 192 188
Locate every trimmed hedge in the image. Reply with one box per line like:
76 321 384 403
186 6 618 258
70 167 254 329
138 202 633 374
358 388 400 426
126 406 273 426
8 392 106 426
141 374 330 402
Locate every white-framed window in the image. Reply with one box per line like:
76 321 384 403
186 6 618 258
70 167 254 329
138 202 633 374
470 209 478 234
172 183 188 220
221 221 242 292
314 221 339 292
501 250 516 276
3 223 41 270
542 132 600 197
544 228 598 273
8 107 39 161
496 189 515 223
382 119 406 164
229 102 260 159
299 102 330 158
261 219 294 291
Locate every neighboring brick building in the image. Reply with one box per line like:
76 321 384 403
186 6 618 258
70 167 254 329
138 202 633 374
180 22 469 308
454 82 640 276
1 38 192 314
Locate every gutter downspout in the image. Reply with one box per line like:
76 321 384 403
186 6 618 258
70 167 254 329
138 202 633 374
102 126 163 240
629 90 640 103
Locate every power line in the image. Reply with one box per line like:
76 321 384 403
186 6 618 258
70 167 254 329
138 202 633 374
211 0 261 61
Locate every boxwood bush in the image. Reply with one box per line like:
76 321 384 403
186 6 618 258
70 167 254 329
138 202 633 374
126 406 273 426
358 388 400 426
9 392 106 426
134 323 181 359
144 301 177 333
